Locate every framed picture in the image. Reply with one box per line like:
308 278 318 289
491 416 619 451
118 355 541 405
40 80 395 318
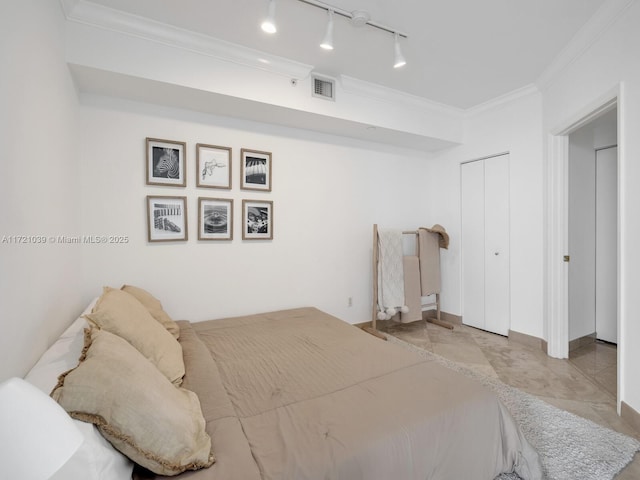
241 149 272 191
242 200 273 240
146 138 186 187
147 196 188 242
196 144 232 189
198 197 233 241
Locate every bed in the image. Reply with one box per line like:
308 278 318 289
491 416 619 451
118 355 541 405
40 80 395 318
26 287 542 480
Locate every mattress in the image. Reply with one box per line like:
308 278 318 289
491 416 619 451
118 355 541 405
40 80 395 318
136 307 541 480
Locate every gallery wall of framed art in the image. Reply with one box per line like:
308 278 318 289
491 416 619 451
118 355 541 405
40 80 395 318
144 137 273 243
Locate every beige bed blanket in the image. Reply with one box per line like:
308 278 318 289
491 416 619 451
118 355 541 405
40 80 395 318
137 308 541 480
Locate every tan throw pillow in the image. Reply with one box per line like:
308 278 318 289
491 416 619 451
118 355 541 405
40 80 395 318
85 287 184 386
121 285 180 339
52 329 215 476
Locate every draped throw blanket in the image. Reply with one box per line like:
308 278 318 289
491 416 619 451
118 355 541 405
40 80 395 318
377 229 409 320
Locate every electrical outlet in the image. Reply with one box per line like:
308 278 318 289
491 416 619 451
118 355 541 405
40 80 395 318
348 297 353 307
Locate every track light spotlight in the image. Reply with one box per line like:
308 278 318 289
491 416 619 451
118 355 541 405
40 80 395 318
261 0 277 34
393 32 406 68
320 9 334 50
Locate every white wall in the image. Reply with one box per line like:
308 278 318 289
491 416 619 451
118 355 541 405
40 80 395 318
76 89 548 341
0 0 83 380
77 95 433 324
541 0 640 413
425 92 545 339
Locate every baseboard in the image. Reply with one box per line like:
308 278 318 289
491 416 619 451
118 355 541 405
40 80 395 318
621 401 640 433
508 329 546 353
569 333 597 352
423 310 462 325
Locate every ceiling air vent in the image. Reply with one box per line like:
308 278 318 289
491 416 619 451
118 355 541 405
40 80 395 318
312 75 335 101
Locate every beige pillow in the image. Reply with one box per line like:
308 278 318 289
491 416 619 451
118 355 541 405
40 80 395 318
121 285 180 339
52 329 215 476
85 287 184 386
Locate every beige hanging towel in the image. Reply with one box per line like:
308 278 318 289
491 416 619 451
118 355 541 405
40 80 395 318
400 255 422 323
418 228 443 295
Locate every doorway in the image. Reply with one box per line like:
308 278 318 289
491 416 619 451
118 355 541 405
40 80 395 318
545 89 621 409
568 109 618 349
566 110 618 400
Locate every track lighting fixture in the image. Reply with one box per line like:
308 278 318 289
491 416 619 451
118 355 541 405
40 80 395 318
262 0 408 69
261 0 277 34
393 32 406 68
319 9 334 50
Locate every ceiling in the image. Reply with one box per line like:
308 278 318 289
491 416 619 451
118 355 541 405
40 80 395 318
85 0 607 110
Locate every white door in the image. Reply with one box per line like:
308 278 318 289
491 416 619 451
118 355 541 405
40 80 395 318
461 154 510 335
484 155 510 335
461 160 485 330
595 146 617 343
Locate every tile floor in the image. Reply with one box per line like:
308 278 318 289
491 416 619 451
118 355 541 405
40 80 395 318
375 318 640 479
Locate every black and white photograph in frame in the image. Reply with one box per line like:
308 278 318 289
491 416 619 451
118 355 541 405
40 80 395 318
241 149 272 191
243 200 273 240
147 195 188 242
146 138 186 187
198 197 233 241
196 143 232 189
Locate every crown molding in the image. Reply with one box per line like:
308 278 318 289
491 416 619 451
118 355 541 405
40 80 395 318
59 0 314 80
340 75 464 117
536 0 635 91
465 84 540 117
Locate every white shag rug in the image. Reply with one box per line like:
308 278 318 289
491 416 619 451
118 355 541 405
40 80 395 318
385 334 640 480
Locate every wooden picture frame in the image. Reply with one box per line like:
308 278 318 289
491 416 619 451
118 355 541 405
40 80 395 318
196 144 232 189
146 195 188 242
146 138 186 187
242 200 273 240
198 197 233 241
241 149 272 191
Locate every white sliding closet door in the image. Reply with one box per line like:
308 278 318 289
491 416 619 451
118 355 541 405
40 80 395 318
461 154 510 336
484 155 510 335
461 160 485 330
